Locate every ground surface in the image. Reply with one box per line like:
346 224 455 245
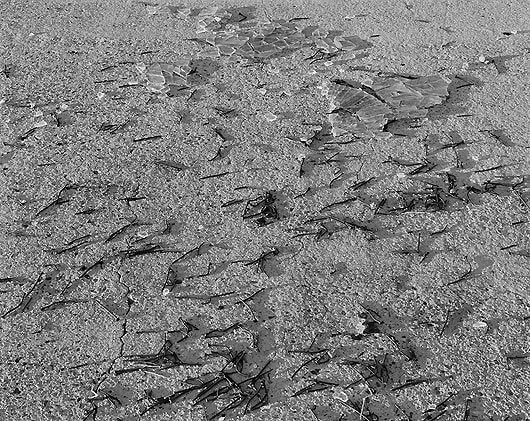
0 0 529 420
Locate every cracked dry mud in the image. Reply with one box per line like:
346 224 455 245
0 1 529 420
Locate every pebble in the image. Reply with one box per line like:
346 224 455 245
262 111 277 122
332 388 349 402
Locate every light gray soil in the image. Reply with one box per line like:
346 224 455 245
0 1 529 420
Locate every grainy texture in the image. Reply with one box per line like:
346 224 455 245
0 1 529 420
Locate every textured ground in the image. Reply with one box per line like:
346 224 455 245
0 0 529 420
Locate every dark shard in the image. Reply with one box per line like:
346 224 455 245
177 109 194 124
428 74 483 120
0 276 31 285
347 397 392 421
154 159 189 171
205 323 241 338
187 58 220 85
464 396 490 421
292 381 332 397
486 129 517 147
383 118 419 136
0 151 15 165
213 106 239 118
331 262 349 277
310 405 342 421
224 6 257 24
359 313 382 334
307 124 334 150
456 148 476 170
4 97 33 107
260 254 284 277
167 85 190 97
98 298 130 318
163 219 185 236
441 304 473 336
1 63 16 78
187 88 206 101
213 127 234 143
55 110 73 126
300 153 323 177
506 350 530 368
2 269 63 318
99 384 135 406
489 54 519 74
165 262 189 290
424 133 445 156
243 191 283 226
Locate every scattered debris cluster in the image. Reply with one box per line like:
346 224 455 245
113 289 279 421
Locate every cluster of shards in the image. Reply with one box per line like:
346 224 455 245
135 6 373 97
322 76 450 138
135 60 192 95
168 5 257 34
201 22 372 61
169 5 372 61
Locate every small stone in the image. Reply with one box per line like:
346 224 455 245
262 111 277 122
478 55 486 63
135 62 147 73
136 229 150 238
472 321 488 329
146 5 164 15
332 388 349 402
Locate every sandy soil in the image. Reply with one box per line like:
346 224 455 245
1 0 529 420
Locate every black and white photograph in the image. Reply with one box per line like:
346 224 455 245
0 0 529 419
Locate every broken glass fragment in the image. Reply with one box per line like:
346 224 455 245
323 81 391 138
323 75 450 139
